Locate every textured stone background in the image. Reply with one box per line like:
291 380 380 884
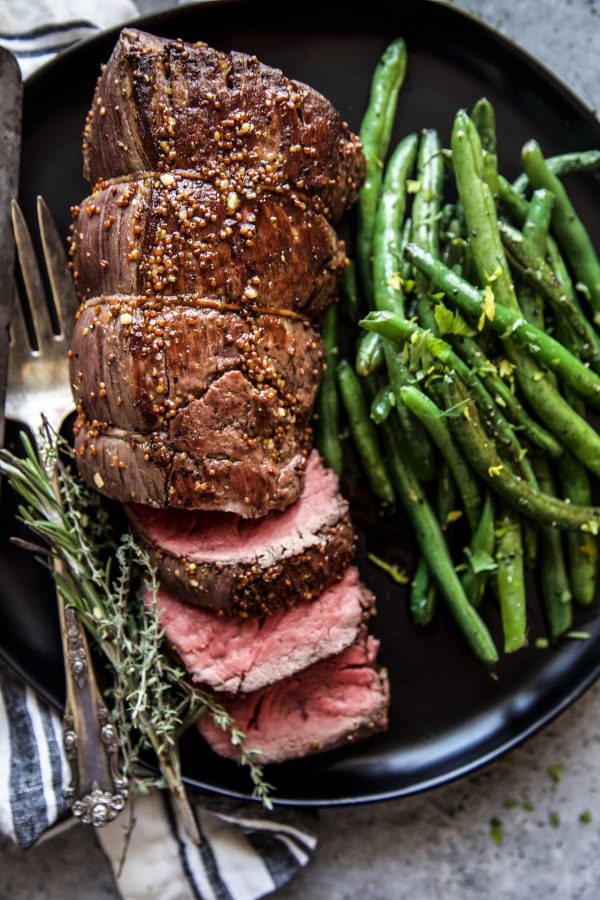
3 1 600 897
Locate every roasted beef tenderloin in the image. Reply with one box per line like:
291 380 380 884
83 29 365 222
197 632 390 763
70 178 345 321
127 451 355 614
150 567 373 693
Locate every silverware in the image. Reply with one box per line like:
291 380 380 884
0 48 22 469
8 197 128 827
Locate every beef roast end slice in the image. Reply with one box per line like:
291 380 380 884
197 632 389 764
83 28 365 221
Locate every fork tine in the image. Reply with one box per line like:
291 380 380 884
8 285 32 354
37 196 80 331
11 199 55 350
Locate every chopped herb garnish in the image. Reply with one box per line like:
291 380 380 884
549 811 561 828
580 810 592 824
367 553 410 584
548 764 564 784
490 817 503 845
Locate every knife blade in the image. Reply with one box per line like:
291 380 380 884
0 47 22 457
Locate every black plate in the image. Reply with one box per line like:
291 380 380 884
3 0 600 806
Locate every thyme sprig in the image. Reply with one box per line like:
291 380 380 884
0 425 274 839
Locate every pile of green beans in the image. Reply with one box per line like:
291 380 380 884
313 39 600 664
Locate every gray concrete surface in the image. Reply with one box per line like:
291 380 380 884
3 1 600 898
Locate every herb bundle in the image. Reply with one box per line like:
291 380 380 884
0 425 273 841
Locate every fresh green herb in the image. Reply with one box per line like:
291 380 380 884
367 552 410 584
565 631 592 640
464 547 497 575
490 817 504 845
580 810 593 824
522 801 536 813
0 429 275 836
434 302 476 337
549 811 561 828
535 638 550 649
548 765 564 784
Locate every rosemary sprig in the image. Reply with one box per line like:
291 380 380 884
0 426 274 835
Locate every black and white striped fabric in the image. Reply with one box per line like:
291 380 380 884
0 1 319 895
0 0 137 77
0 659 318 898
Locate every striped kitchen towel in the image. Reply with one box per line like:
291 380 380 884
0 0 136 78
0 653 318 898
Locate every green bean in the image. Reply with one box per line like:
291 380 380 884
513 149 600 194
412 128 444 334
339 260 361 323
399 386 482 529
471 98 497 154
361 311 551 477
337 360 395 505
370 383 395 424
500 221 600 370
356 331 385 377
442 374 600 532
523 189 554 255
462 492 495 608
314 306 343 476
437 461 458 529
519 188 554 327
451 112 516 310
399 216 413 281
557 394 598 606
372 133 436 481
410 558 437 626
451 113 587 469
498 174 529 225
448 335 562 458
534 458 573 639
495 505 528 653
404 245 600 410
357 39 407 304
521 140 600 322
373 133 418 316
380 419 499 664
471 98 499 195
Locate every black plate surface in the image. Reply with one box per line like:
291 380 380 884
3 0 600 806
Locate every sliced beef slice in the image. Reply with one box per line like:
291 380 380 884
70 178 344 320
83 29 365 221
197 633 389 764
151 567 373 693
128 450 354 614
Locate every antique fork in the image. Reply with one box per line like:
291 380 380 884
7 197 127 827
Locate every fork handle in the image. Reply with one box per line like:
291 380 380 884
57 573 129 826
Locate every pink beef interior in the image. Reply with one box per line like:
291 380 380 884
130 450 342 565
197 633 389 764
151 567 372 693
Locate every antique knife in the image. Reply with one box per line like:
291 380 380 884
0 47 22 458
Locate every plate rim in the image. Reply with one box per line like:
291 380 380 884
6 0 600 807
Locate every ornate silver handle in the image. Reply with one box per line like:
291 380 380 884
56 566 128 826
